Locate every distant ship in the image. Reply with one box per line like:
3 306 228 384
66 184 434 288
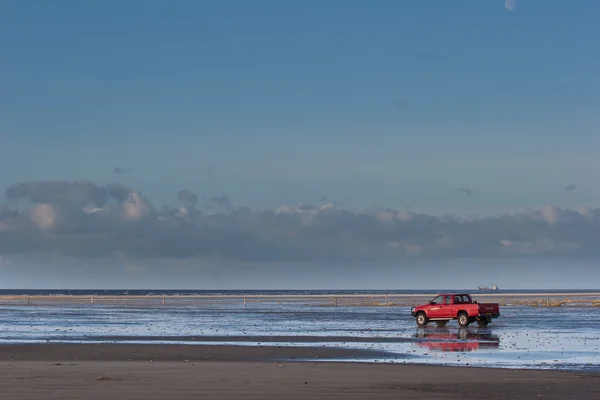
478 285 499 291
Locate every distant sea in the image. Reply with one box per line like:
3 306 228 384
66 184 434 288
0 289 598 296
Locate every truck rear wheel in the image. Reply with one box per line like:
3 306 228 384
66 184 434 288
416 312 428 326
458 312 470 327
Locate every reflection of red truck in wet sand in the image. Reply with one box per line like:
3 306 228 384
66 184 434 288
410 293 500 328
414 329 500 352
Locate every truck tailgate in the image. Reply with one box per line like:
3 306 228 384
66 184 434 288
479 303 499 314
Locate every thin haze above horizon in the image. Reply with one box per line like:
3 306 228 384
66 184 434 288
1 1 599 289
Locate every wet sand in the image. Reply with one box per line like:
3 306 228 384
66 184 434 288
1 344 599 399
41 334 415 343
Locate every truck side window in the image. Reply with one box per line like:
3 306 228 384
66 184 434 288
431 295 444 304
444 296 452 305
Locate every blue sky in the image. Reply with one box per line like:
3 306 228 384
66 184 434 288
1 1 600 288
2 0 600 215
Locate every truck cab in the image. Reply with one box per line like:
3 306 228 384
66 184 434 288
410 293 500 328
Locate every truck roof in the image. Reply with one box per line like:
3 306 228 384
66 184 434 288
435 293 472 296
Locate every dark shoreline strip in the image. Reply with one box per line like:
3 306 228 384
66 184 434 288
0 343 400 362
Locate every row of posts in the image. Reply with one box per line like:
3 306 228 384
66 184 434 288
15 295 582 308
22 295 342 307
23 296 167 305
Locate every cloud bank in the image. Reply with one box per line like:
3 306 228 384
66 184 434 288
1 180 600 263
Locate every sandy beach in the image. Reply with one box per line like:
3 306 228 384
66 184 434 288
2 294 599 398
0 344 598 399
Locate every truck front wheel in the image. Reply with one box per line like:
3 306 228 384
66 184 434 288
416 312 428 326
458 312 470 327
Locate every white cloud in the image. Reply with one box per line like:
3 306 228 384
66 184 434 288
121 191 152 221
31 204 59 230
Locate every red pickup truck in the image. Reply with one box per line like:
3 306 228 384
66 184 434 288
410 293 500 328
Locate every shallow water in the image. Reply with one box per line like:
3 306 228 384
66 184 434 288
1 301 599 372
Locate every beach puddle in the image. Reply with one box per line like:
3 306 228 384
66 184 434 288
412 327 500 352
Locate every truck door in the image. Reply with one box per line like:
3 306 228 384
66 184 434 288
427 295 446 318
439 295 454 319
451 295 468 318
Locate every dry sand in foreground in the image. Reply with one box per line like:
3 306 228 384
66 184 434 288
0 344 599 399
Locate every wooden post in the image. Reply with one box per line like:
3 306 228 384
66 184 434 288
90 297 94 304
334 297 337 307
162 296 165 305
243 297 247 307
27 296 30 305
